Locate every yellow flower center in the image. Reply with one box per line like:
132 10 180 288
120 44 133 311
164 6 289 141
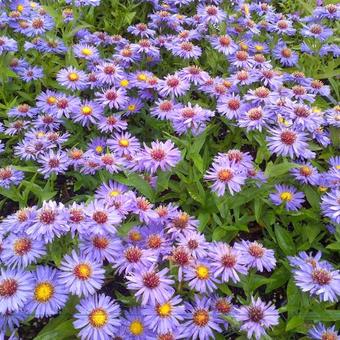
34 282 54 302
17 4 24 12
37 132 45 138
157 303 172 317
120 79 129 87
74 263 92 280
280 192 292 201
255 45 263 52
30 2 37 8
196 265 209 280
336 165 340 170
110 190 120 197
68 72 79 81
119 138 129 147
130 320 144 335
82 106 92 115
137 74 147 81
128 104 136 112
81 48 93 56
47 96 57 105
240 43 248 51
319 186 327 192
89 308 108 328
95 146 103 153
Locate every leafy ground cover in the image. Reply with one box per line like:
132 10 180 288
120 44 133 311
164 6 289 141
0 0 339 339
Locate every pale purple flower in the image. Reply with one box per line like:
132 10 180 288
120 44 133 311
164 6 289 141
234 297 279 340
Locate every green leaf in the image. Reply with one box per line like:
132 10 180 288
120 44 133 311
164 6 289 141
265 162 297 178
303 311 340 322
274 225 296 255
286 316 304 331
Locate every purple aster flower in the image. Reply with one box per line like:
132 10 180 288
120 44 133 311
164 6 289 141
26 266 68 318
96 61 124 85
108 132 141 156
59 250 105 297
128 23 156 38
72 100 103 127
167 211 199 236
234 297 279 340
209 34 238 56
290 162 319 185
85 199 121 235
234 240 276 272
79 233 122 263
209 242 248 283
126 266 175 306
178 65 209 86
26 15 54 36
0 207 36 235
171 41 202 59
314 4 340 20
229 50 254 69
1 234 46 269
95 87 127 109
55 94 81 118
269 18 296 35
139 140 181 174
17 65 44 82
270 184 305 211
26 201 68 243
301 24 333 41
113 244 157 275
176 231 209 259
38 150 69 178
73 43 99 60
321 189 340 224
288 251 325 268
308 323 339 340
0 309 28 333
96 114 127 132
204 159 247 196
120 307 156 339
181 295 222 340
168 246 194 281
140 225 172 257
170 103 214 136
293 262 340 302
56 66 87 91
238 106 270 132
217 94 245 119
142 295 185 333
0 167 24 189
184 261 219 293
74 294 121 339
158 73 190 98
267 127 314 159
197 4 226 25
0 36 18 54
273 42 298 67
150 99 181 120
0 269 34 313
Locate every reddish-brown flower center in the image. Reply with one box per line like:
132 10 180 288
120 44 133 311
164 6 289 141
14 238 32 256
248 306 264 322
167 78 179 88
125 247 142 263
219 36 231 46
180 42 193 52
310 24 322 35
227 98 240 111
280 130 296 145
159 101 172 112
248 243 265 257
218 169 233 182
188 239 198 249
215 299 232 314
255 87 270 98
236 51 248 61
151 149 165 161
193 309 209 326
221 254 236 267
92 236 109 249
248 108 263 120
92 211 108 224
281 48 292 58
312 268 331 285
206 6 217 15
39 210 56 224
0 279 18 297
147 234 162 249
143 272 160 288
0 168 12 180
277 20 288 29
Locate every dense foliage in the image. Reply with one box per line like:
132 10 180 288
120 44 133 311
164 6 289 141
0 0 339 339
